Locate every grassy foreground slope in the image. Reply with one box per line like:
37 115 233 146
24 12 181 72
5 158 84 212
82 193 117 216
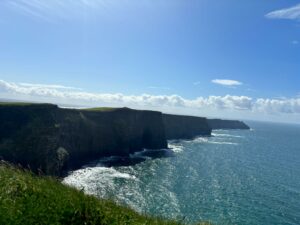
0 162 210 225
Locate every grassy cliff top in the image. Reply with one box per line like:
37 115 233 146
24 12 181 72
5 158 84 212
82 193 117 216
80 107 121 112
0 162 210 225
0 102 37 106
0 102 56 107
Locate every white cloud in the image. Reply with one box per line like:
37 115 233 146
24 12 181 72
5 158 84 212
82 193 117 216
266 4 300 20
0 80 251 110
1 80 300 118
186 95 253 111
4 0 110 21
148 86 171 91
211 79 243 86
19 83 82 90
255 98 300 114
7 1 50 22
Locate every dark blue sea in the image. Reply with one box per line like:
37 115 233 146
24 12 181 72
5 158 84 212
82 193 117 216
63 121 300 225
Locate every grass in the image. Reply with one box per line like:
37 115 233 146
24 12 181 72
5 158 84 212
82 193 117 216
0 102 36 106
0 162 211 225
0 102 56 107
81 107 122 112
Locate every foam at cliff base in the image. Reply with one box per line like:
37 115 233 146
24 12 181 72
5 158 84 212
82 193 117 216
63 166 136 196
168 134 240 146
168 143 184 153
211 133 244 138
63 163 181 216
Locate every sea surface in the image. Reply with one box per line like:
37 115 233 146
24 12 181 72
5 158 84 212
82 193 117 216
63 121 300 225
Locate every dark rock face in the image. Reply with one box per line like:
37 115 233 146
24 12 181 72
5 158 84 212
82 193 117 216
0 104 250 176
162 114 212 140
0 105 167 175
208 119 250 130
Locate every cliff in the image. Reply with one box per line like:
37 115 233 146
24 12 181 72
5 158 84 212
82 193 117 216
208 119 250 130
163 114 212 140
0 104 167 175
0 103 250 176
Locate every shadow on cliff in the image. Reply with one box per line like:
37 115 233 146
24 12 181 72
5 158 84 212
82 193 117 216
86 149 175 168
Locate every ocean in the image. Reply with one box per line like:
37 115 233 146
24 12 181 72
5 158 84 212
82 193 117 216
63 121 300 225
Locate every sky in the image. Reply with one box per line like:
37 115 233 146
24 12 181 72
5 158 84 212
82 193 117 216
0 0 300 123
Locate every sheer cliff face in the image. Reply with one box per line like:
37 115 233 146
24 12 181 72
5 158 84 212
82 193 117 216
0 105 167 175
0 104 249 176
162 114 212 140
207 119 250 130
59 108 167 170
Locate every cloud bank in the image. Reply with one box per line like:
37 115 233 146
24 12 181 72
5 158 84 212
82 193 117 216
266 4 300 20
1 80 300 117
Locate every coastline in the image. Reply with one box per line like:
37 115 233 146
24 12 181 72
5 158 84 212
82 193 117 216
0 102 249 176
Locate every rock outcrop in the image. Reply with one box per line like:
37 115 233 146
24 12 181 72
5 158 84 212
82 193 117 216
163 114 211 140
207 119 250 130
0 104 167 175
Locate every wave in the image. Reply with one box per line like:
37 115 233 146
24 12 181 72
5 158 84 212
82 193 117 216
63 166 137 196
192 137 210 143
132 148 175 159
63 163 182 218
169 135 239 146
168 143 184 153
208 141 238 145
65 166 136 181
211 133 243 138
172 137 210 144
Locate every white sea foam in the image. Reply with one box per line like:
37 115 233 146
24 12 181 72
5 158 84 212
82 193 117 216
63 166 137 196
168 143 184 152
212 133 243 138
175 137 210 144
66 166 136 181
169 135 239 146
130 149 150 158
208 141 238 145
63 163 182 217
193 137 210 143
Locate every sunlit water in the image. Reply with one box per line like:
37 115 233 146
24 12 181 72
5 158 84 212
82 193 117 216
63 121 300 224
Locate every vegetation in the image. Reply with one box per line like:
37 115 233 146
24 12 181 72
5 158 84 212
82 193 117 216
0 102 36 106
0 162 211 225
80 107 120 112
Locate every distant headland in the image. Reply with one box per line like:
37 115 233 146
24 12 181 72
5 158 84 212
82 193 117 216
0 103 249 176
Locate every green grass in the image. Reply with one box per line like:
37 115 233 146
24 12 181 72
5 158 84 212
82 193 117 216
0 162 211 225
0 102 36 106
0 102 56 107
81 107 121 112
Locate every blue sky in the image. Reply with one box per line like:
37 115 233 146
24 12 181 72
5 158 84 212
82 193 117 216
0 0 300 123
